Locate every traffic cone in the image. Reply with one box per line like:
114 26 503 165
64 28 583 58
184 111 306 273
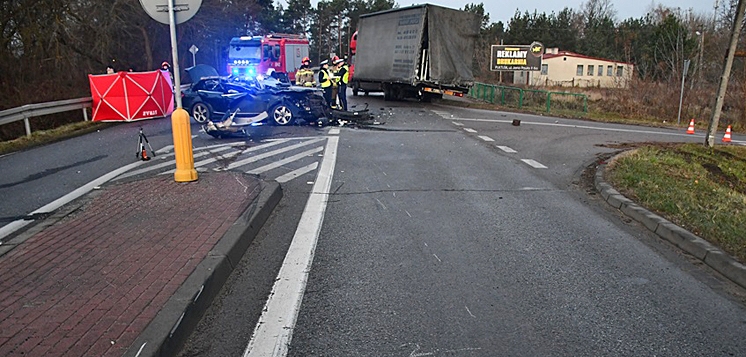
686 119 695 134
722 125 732 142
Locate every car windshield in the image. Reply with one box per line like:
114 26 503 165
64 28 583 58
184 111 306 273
229 45 262 62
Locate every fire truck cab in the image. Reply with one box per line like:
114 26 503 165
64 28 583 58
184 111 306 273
227 33 310 83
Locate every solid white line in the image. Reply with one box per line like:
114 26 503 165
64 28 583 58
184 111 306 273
463 128 477 133
226 138 324 170
478 135 494 142
246 146 323 175
0 160 148 241
243 136 339 357
521 159 548 169
275 162 319 183
497 146 517 153
451 121 463 126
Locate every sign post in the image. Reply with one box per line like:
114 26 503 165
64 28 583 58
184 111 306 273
140 0 201 182
189 44 199 67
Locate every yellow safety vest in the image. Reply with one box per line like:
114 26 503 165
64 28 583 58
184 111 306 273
340 65 350 85
319 68 332 88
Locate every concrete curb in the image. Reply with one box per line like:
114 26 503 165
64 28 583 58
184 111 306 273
123 180 283 357
594 157 746 290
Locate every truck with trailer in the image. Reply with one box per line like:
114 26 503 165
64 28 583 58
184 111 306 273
226 34 309 83
351 4 480 101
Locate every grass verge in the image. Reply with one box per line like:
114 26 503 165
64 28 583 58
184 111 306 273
0 121 111 156
604 143 746 263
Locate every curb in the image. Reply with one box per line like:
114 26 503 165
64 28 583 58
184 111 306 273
123 180 283 357
594 157 746 290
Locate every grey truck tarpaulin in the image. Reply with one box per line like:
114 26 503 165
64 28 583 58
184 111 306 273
354 4 479 87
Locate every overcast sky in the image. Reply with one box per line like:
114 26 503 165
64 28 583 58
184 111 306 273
394 0 717 23
296 0 718 24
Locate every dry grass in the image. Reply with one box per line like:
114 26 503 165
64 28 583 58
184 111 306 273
605 143 746 263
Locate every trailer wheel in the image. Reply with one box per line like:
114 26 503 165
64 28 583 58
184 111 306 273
383 86 393 101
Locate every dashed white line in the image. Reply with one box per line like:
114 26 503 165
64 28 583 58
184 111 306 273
463 128 477 133
451 121 464 126
521 159 547 169
497 146 517 153
478 135 494 142
328 128 340 135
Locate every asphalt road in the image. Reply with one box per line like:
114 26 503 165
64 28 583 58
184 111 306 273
178 95 746 357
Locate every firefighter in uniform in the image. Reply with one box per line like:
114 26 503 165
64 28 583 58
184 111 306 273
295 57 315 87
318 59 334 108
334 57 349 111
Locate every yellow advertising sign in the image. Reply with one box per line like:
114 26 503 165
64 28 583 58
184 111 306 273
490 42 544 71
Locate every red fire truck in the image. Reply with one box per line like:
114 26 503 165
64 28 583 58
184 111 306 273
227 34 310 83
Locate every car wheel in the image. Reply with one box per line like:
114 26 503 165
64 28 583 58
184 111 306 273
270 104 293 126
191 102 212 123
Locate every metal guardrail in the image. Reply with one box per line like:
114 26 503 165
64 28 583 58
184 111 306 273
0 97 92 137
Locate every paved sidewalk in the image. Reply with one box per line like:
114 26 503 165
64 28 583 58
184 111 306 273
0 171 281 357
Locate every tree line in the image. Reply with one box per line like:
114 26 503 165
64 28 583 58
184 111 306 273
0 0 742 112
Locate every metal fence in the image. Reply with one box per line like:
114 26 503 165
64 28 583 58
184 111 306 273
468 83 588 114
0 97 92 137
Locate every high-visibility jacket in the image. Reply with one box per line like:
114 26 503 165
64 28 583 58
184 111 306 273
337 65 349 85
319 68 332 88
295 68 315 87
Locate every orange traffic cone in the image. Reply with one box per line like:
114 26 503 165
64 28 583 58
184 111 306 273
686 119 695 134
141 147 150 161
722 125 732 142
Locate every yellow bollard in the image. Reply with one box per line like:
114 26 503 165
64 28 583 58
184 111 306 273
171 108 198 182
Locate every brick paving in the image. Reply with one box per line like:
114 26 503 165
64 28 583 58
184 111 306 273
0 172 260 357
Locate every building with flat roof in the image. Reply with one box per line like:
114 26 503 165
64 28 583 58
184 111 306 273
514 48 634 88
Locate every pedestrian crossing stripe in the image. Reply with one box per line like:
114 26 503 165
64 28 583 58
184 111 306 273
246 146 324 175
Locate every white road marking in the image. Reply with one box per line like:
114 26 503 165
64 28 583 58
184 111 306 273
522 159 548 169
497 146 517 153
463 128 477 133
328 128 340 135
275 162 319 183
246 146 323 175
478 135 494 142
244 136 339 357
116 148 229 180
226 138 325 171
451 121 464 126
0 160 149 241
433 254 441 263
444 117 711 138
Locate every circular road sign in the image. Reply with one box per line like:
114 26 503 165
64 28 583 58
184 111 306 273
140 0 202 25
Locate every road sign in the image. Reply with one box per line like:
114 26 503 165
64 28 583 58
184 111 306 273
139 0 202 25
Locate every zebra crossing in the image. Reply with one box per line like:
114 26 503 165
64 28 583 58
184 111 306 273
114 136 333 183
